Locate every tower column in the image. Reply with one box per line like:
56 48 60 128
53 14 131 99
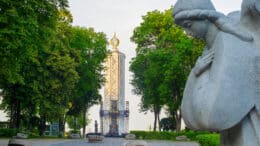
100 33 129 136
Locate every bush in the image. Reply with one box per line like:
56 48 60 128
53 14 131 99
131 131 177 140
130 130 220 146
0 128 17 137
181 130 210 140
130 130 210 140
69 130 80 134
195 134 220 146
27 132 40 138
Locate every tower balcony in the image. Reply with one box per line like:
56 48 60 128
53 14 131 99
100 110 129 118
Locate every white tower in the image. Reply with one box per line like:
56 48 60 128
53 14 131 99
100 33 129 136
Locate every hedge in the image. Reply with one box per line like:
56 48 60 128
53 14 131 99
0 128 17 137
130 130 220 146
195 134 220 146
130 130 210 140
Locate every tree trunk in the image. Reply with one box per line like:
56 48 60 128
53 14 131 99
39 115 46 136
82 104 87 135
153 108 157 131
10 85 21 130
74 116 76 131
59 118 65 137
175 109 182 132
9 86 17 129
9 103 14 128
172 85 182 132
158 112 161 132
15 98 21 129
63 115 67 133
29 112 32 132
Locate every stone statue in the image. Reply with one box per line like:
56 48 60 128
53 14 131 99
172 0 260 145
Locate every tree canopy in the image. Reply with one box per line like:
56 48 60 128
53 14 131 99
130 8 204 131
0 0 108 136
68 26 108 134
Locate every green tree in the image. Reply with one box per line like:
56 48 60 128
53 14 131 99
0 0 108 136
130 49 171 131
160 117 176 131
130 8 204 131
38 9 79 136
0 0 71 130
0 1 81 137
66 113 90 133
69 26 107 135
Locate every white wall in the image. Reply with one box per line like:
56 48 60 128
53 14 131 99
0 96 8 121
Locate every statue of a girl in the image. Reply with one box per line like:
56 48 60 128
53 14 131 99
173 0 260 145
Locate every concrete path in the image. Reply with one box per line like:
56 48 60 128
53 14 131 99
0 139 8 146
53 138 124 146
0 138 199 146
0 139 76 146
146 140 199 146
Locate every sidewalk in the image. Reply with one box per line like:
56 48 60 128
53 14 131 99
0 138 199 146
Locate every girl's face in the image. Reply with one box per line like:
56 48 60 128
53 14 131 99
181 20 209 39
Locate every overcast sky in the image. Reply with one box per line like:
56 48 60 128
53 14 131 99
67 0 243 132
0 0 243 131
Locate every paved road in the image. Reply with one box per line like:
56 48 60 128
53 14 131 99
0 138 199 146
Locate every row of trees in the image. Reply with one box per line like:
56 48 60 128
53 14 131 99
130 8 204 132
0 0 107 136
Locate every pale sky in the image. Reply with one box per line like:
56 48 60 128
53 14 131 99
67 0 243 132
0 0 243 131
66 0 245 132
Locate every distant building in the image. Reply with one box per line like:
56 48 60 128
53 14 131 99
0 91 8 127
100 33 129 136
